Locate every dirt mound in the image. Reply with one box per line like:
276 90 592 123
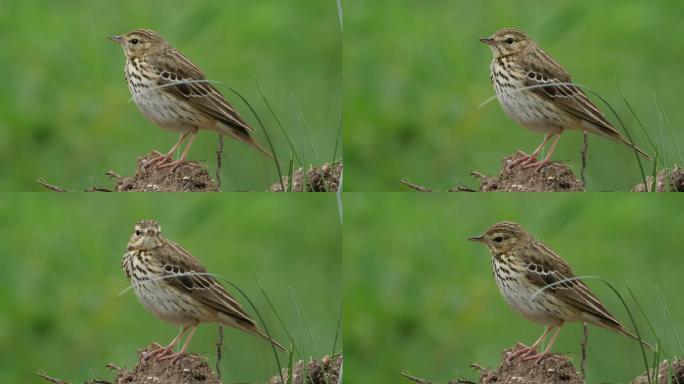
632 167 684 192
402 345 583 384
110 152 220 192
632 358 684 384
269 161 343 192
473 153 584 192
269 354 343 384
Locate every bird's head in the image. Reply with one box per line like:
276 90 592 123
468 221 526 255
127 219 164 251
109 29 166 59
479 28 534 58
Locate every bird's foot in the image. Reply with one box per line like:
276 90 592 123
505 342 538 363
520 350 552 364
157 351 186 364
142 342 175 362
506 151 537 170
522 158 551 172
143 151 174 169
157 159 186 171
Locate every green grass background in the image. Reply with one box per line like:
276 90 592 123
345 0 684 191
0 0 341 191
0 194 341 383
344 193 684 383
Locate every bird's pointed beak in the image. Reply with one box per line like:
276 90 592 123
468 235 486 243
479 37 495 46
108 35 123 44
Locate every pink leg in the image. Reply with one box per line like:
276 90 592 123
145 133 190 168
159 324 198 363
522 326 562 363
506 325 555 362
159 130 198 171
524 133 562 171
142 325 189 361
507 133 555 169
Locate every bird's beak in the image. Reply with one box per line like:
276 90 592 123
479 37 495 46
468 235 486 243
108 35 123 44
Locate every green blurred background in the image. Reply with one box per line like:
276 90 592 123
0 194 341 382
0 0 341 191
344 194 684 383
345 0 684 191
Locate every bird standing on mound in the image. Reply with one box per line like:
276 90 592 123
122 220 286 362
109 29 273 170
469 221 652 363
480 28 649 170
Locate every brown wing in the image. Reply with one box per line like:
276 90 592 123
521 240 623 329
520 49 625 137
147 50 254 134
154 239 257 328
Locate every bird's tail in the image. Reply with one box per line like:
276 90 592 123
219 313 288 352
251 327 288 353
218 123 276 160
614 135 651 160
612 323 654 351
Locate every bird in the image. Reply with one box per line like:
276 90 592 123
109 29 273 170
468 221 652 362
122 219 286 362
480 28 649 170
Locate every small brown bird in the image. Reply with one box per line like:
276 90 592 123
122 220 286 362
480 28 649 170
109 29 273 169
469 221 651 362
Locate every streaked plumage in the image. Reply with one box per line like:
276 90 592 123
123 219 285 362
109 29 272 170
469 221 651 362
481 28 649 170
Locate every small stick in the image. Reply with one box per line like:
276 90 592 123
400 178 434 192
580 322 588 379
36 178 69 192
216 324 224 380
400 370 433 383
581 131 589 187
216 134 224 190
36 370 70 384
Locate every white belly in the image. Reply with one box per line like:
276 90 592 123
125 61 208 133
493 257 575 326
132 278 202 326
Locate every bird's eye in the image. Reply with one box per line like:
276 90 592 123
129 38 139 45
135 230 142 236
493 236 504 243
505 37 514 45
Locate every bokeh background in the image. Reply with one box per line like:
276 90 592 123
345 0 684 191
0 194 341 383
344 193 684 383
0 0 341 191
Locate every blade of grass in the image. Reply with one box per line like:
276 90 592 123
287 151 295 192
286 348 295 384
290 287 320 357
656 287 684 356
254 273 302 359
332 112 343 163
291 94 320 165
615 83 662 165
256 79 303 167
337 0 343 32
653 94 683 166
